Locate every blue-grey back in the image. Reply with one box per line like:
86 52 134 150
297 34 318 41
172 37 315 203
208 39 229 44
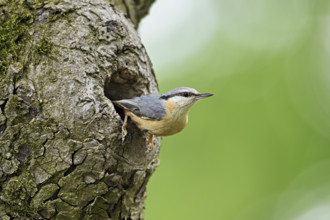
113 95 166 120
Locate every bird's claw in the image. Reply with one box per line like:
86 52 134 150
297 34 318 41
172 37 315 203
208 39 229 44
148 133 155 150
121 129 127 143
121 114 128 143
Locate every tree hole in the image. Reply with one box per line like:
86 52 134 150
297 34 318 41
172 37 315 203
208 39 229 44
104 70 143 120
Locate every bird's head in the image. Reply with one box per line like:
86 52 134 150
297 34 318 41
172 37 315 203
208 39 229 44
161 87 213 112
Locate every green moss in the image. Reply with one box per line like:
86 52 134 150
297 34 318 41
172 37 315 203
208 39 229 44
0 4 33 76
0 114 59 217
35 37 54 55
1 175 37 218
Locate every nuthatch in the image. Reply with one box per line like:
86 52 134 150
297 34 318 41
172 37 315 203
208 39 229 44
113 87 213 150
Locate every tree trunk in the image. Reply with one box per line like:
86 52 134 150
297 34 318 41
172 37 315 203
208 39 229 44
0 0 159 219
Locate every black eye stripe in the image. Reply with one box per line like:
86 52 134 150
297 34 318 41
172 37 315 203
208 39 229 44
160 92 194 100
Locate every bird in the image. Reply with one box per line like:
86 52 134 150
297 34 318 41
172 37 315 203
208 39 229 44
112 87 213 150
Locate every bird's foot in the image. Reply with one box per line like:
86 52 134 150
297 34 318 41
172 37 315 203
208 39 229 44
121 114 128 143
148 133 155 150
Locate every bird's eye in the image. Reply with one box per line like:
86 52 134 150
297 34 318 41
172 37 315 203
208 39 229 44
183 92 189 97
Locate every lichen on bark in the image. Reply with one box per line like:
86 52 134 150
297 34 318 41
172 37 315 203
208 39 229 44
0 0 158 219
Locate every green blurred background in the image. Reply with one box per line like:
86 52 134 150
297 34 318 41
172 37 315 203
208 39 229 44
139 0 330 219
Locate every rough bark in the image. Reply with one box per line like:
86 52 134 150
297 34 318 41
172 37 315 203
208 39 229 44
0 0 159 219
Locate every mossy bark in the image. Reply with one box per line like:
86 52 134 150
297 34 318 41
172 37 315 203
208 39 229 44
0 0 159 219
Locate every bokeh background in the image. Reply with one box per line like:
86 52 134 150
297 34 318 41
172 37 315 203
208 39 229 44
139 0 330 219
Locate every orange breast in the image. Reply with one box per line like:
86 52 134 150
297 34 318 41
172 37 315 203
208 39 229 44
125 107 188 136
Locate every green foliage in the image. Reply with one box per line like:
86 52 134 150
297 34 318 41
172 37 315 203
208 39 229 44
145 0 330 219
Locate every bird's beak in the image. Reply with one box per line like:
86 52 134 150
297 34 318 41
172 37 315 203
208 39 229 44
196 93 213 99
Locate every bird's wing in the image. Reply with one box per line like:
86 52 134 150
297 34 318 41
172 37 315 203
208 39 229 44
113 98 141 115
113 95 166 120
